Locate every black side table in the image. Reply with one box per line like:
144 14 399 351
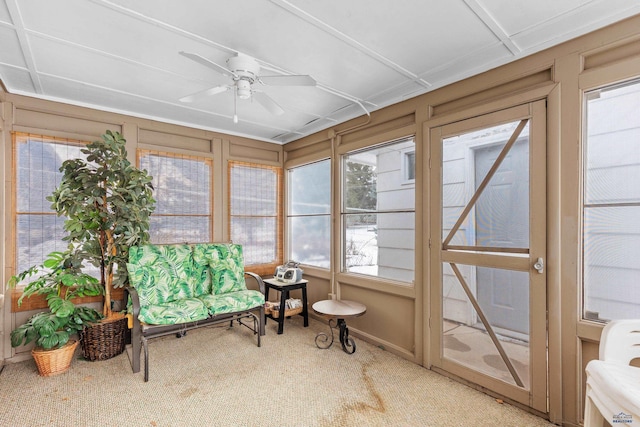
263 278 309 335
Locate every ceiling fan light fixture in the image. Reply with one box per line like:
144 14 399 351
236 79 252 99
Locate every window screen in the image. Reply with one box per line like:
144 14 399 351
13 133 87 274
229 161 282 275
138 149 213 244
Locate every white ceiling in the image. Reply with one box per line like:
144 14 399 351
1 0 639 144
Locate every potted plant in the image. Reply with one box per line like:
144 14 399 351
48 130 155 361
10 251 103 376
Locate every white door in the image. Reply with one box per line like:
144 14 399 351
475 140 530 336
429 101 547 412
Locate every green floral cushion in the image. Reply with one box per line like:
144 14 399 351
193 243 246 294
128 243 262 325
138 298 209 325
126 263 160 307
127 244 210 304
198 290 265 315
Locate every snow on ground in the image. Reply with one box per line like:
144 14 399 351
345 225 378 276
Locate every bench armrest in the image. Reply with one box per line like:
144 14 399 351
244 271 265 295
124 286 143 373
124 286 141 319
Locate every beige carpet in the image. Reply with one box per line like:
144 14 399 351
0 316 556 426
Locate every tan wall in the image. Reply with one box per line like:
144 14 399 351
285 15 640 426
1 14 640 426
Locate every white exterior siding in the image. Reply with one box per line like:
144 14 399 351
442 141 472 323
583 82 640 321
375 140 415 283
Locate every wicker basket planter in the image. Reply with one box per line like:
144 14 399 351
80 315 127 361
32 339 79 377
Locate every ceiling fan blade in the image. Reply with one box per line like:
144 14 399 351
252 91 285 116
179 85 231 103
179 51 236 78
259 75 316 86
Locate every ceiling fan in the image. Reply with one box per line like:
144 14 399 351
179 51 316 123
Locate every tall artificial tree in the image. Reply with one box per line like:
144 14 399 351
49 130 155 318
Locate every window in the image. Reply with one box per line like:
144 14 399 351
342 138 415 283
229 161 282 275
138 149 213 244
13 133 87 274
402 148 416 182
583 79 640 322
287 159 331 268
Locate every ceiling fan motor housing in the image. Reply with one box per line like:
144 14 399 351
227 54 261 99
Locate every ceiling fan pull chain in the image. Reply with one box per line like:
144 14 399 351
233 86 239 124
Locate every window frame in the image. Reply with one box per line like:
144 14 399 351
228 160 283 276
340 137 416 283
400 147 416 184
581 78 640 323
11 132 109 311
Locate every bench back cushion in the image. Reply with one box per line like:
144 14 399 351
127 244 211 306
192 243 247 294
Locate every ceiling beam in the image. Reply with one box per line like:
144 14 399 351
463 0 521 56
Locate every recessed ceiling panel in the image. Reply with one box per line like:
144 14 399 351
475 0 637 36
28 35 208 103
17 0 232 83
422 42 513 89
366 80 431 107
477 0 588 36
509 0 640 51
40 73 288 141
0 65 35 93
287 0 501 75
0 26 27 67
257 85 345 116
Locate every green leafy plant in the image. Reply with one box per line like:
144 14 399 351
49 130 155 319
10 251 103 350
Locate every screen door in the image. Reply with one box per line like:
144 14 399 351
429 101 547 412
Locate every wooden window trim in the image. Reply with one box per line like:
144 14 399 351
11 287 124 313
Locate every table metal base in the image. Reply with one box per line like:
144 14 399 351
315 318 356 354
